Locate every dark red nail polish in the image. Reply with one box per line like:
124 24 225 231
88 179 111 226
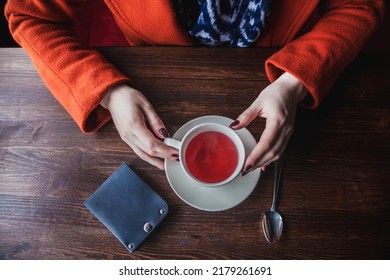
159 128 170 138
172 153 179 158
242 165 253 176
229 120 240 128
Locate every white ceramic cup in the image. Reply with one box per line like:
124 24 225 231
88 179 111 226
164 122 245 187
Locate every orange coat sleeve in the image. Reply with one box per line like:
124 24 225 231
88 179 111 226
5 0 131 132
265 0 385 108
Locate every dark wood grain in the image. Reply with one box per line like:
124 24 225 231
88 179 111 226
1 47 389 260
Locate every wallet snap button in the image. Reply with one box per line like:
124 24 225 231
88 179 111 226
143 223 153 233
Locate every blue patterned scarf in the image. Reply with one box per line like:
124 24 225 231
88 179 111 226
173 0 272 47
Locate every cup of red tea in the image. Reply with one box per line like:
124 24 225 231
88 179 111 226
164 123 245 187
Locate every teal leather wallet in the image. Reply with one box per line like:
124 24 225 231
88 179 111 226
84 163 169 253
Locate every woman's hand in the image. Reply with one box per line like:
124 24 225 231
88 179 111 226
100 84 179 170
230 72 308 175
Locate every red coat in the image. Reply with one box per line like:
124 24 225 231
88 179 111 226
5 0 385 132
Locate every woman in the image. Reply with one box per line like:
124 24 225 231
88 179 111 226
5 0 385 173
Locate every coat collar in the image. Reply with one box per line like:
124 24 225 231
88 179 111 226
105 0 319 47
105 0 193 45
256 0 319 47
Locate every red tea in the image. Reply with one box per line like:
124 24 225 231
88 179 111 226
185 131 238 183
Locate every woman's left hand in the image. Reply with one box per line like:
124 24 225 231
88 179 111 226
229 72 308 175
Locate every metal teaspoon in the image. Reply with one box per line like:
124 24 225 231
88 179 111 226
262 152 285 244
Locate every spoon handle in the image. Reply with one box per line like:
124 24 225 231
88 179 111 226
271 151 286 211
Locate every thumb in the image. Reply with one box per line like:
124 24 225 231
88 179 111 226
141 102 170 140
229 100 261 129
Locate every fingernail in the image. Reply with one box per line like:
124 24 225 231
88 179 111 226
175 159 180 163
242 165 253 176
172 153 179 158
261 165 267 172
229 120 240 128
159 128 170 138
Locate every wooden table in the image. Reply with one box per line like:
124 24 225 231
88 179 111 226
1 47 389 260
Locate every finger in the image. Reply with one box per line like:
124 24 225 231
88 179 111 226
243 118 284 171
140 99 171 140
134 134 179 160
131 120 179 160
244 123 291 172
243 142 285 175
129 142 166 170
229 99 261 129
116 114 178 161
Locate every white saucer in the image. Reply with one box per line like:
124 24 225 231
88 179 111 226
164 115 261 211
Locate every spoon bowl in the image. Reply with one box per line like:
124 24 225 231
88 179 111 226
262 152 285 244
262 209 283 244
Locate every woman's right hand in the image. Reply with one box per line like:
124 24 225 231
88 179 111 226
100 84 179 170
